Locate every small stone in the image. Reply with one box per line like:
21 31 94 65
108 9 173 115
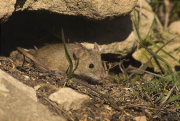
23 75 30 80
49 87 90 111
104 104 112 110
34 85 41 91
134 116 147 121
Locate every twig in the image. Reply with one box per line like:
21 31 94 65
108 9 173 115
129 66 166 79
106 63 119 71
164 0 172 30
126 104 165 111
103 61 109 77
17 47 52 72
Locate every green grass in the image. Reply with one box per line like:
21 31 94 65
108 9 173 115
130 1 180 110
61 29 79 79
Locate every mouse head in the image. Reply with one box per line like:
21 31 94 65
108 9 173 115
72 43 105 81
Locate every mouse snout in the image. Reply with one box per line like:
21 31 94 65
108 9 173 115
97 73 106 80
99 74 104 79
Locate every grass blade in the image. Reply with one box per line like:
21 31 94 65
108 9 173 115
61 29 73 78
147 38 180 64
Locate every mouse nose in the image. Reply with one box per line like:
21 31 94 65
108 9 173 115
99 74 104 79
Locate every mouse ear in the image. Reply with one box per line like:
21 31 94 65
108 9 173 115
73 45 88 60
94 42 100 52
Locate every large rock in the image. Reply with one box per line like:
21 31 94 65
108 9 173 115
1 0 138 58
0 0 16 23
0 69 66 121
0 69 37 102
0 0 137 22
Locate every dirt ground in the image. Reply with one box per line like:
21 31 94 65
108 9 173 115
0 51 179 121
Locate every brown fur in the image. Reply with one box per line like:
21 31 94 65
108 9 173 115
34 43 105 81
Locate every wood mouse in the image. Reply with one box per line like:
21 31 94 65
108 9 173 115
34 43 106 81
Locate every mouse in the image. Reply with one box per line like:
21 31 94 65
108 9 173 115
34 43 106 81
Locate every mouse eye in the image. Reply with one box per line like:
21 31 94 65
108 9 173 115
89 64 94 68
